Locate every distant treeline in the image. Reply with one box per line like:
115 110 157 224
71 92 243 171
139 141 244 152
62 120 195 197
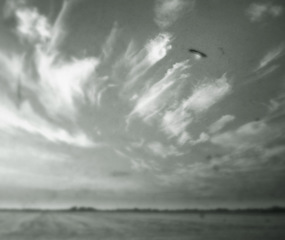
2 206 285 213
66 206 285 213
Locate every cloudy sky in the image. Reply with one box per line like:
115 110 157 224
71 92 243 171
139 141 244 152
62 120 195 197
0 0 284 209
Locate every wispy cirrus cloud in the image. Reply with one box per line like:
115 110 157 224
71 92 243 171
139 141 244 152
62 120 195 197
101 22 121 60
256 44 284 71
265 92 285 124
121 32 173 90
1 0 99 120
147 142 182 158
129 60 190 122
48 0 79 52
211 120 280 150
154 0 195 29
209 115 235 134
0 96 95 147
35 47 99 118
161 74 231 144
246 2 283 22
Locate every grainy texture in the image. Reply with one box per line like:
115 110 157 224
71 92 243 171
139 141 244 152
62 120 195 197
0 211 285 240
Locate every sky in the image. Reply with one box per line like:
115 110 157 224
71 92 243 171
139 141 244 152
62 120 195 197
0 0 284 209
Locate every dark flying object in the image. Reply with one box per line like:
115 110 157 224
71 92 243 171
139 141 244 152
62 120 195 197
189 49 207 58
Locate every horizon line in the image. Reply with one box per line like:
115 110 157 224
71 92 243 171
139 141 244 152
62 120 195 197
1 205 285 212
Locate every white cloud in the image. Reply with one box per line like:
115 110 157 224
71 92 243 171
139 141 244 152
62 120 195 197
147 142 182 158
1 0 98 120
256 44 284 71
154 0 195 29
48 0 78 51
14 5 51 43
124 33 173 89
102 22 121 60
35 47 99 118
129 60 190 121
2 47 99 119
161 74 231 143
181 74 231 113
146 32 173 64
246 3 283 22
209 115 235 134
0 97 95 147
190 132 210 145
161 106 193 142
211 121 280 150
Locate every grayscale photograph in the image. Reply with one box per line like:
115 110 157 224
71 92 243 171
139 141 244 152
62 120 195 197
0 0 285 239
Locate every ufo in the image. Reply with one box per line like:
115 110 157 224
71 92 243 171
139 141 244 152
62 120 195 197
189 49 207 59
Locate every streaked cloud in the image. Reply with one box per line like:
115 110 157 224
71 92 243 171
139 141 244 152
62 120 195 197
209 115 235 134
48 0 79 52
129 60 190 122
1 0 98 120
35 47 99 118
0 97 95 147
147 142 182 158
256 44 284 71
123 33 173 89
211 120 279 150
246 3 283 22
102 22 121 60
182 75 231 113
265 93 285 123
161 107 193 144
161 74 231 144
154 0 195 29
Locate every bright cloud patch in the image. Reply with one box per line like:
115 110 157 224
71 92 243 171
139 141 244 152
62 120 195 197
123 33 173 89
4 0 51 43
161 74 231 144
35 48 99 118
0 97 95 147
209 115 235 134
129 60 190 122
256 44 284 71
15 7 51 43
246 3 283 22
146 33 173 64
1 0 99 120
211 121 279 150
154 0 195 29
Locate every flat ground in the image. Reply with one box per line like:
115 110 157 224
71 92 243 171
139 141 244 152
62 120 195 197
0 211 285 240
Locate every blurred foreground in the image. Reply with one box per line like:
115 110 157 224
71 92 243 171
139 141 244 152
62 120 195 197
0 210 285 240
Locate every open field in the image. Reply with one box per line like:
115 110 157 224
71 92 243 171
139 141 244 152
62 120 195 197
0 211 285 240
